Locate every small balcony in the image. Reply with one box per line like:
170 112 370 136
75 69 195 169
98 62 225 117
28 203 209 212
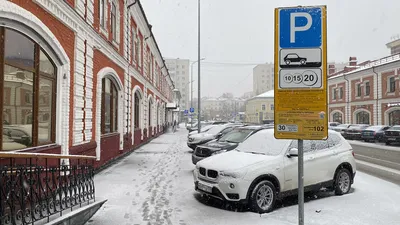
0 152 100 225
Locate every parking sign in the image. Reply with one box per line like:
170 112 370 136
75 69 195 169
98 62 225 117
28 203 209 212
274 6 328 140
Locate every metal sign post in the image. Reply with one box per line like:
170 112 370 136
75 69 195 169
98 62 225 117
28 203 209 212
298 139 304 224
274 5 327 225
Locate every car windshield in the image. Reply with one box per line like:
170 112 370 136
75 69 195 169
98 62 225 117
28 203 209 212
237 130 289 156
218 129 254 143
389 126 400 131
366 126 385 131
206 125 226 135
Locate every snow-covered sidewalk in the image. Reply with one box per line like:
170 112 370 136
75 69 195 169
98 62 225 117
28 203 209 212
88 127 400 225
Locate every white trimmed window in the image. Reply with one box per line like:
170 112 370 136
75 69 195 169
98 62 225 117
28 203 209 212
110 0 120 43
99 0 105 28
388 76 396 93
131 26 136 63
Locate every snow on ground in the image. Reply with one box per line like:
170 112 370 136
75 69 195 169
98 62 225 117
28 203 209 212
88 127 400 225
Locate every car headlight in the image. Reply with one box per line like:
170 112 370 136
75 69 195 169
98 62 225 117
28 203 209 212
211 150 226 155
219 170 245 179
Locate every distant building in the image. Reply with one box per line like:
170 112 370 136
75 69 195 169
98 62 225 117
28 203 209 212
245 90 274 124
202 97 246 121
386 37 400 55
328 54 400 125
165 58 190 111
253 63 274 95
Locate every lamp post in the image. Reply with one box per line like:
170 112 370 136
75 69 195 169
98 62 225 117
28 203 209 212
190 58 205 127
197 0 201 133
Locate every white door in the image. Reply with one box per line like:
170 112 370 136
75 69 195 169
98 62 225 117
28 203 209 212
310 139 334 183
283 140 318 191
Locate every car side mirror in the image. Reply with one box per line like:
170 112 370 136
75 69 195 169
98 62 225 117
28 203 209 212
216 133 223 138
287 148 299 158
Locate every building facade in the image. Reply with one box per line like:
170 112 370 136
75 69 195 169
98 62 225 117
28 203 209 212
0 0 176 168
253 63 274 96
245 90 274 124
386 37 400 55
328 55 400 126
165 58 190 111
202 97 245 121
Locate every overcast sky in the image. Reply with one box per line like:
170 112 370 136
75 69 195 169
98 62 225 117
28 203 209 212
140 0 400 98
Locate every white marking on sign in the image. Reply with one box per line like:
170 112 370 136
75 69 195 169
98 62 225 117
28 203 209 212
290 13 313 43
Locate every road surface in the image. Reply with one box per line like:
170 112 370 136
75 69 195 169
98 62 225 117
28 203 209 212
349 140 400 184
88 127 400 225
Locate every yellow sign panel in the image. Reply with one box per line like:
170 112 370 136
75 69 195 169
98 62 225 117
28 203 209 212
274 6 328 140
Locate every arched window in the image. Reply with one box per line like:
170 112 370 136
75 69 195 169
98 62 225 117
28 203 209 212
101 77 118 134
356 111 370 124
134 92 140 128
332 112 342 123
0 27 56 150
389 110 400 126
148 99 152 127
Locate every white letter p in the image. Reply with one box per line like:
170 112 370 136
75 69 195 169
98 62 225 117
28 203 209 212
290 12 312 43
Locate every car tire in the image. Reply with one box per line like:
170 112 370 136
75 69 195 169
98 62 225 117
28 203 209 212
334 168 352 195
249 180 277 213
300 59 306 65
285 60 291 65
385 141 391 145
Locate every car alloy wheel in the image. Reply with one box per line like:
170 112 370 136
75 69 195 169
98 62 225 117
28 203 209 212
250 180 276 213
334 168 351 195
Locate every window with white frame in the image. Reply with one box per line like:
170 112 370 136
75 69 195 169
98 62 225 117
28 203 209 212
356 83 361 97
388 77 396 93
131 27 136 63
111 2 117 41
99 0 106 29
332 88 337 100
365 81 370 96
339 87 343 99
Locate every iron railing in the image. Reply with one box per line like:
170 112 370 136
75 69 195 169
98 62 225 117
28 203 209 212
0 152 96 225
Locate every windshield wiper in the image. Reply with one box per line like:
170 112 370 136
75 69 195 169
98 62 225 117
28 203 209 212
226 140 238 143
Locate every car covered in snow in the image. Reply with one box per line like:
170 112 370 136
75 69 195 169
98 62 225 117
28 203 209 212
191 125 266 164
384 125 400 145
187 124 242 150
193 129 356 213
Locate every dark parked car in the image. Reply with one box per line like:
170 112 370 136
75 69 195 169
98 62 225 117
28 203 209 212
284 53 307 65
361 125 391 142
384 125 400 145
191 126 265 164
332 124 352 136
343 124 370 140
328 122 341 130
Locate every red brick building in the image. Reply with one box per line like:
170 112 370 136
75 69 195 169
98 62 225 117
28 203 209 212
0 0 177 168
328 55 400 126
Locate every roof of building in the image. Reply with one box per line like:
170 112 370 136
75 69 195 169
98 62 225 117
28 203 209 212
329 53 400 80
251 89 274 99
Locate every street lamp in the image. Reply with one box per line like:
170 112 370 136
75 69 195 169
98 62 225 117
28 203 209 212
190 57 205 127
197 0 201 133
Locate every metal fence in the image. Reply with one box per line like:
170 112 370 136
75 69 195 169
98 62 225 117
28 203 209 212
0 152 96 225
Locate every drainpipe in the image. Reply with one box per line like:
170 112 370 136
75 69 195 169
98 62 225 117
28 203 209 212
126 1 138 140
372 66 379 125
343 74 350 123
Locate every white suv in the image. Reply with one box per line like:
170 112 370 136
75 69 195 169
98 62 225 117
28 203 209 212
193 129 356 213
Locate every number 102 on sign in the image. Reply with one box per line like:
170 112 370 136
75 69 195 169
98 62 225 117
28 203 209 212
277 124 298 132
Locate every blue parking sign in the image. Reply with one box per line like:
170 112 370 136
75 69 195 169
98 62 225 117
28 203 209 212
190 107 194 113
184 110 188 115
279 7 322 48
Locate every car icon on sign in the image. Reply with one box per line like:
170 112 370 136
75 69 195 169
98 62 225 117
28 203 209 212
284 53 307 65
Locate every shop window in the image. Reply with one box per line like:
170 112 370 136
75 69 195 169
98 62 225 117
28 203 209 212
389 110 400 126
101 77 119 134
1 28 56 150
356 111 370 124
332 112 342 123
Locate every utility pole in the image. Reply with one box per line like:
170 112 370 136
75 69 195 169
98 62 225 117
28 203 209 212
190 58 204 127
197 0 201 133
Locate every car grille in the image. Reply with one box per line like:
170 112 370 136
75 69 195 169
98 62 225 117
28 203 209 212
386 131 400 136
199 167 218 179
199 167 206 176
207 170 218 178
195 147 212 157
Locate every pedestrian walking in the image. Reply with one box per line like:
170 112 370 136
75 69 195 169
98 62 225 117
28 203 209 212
173 120 177 133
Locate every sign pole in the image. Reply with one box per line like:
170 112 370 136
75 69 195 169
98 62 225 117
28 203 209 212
298 139 304 225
